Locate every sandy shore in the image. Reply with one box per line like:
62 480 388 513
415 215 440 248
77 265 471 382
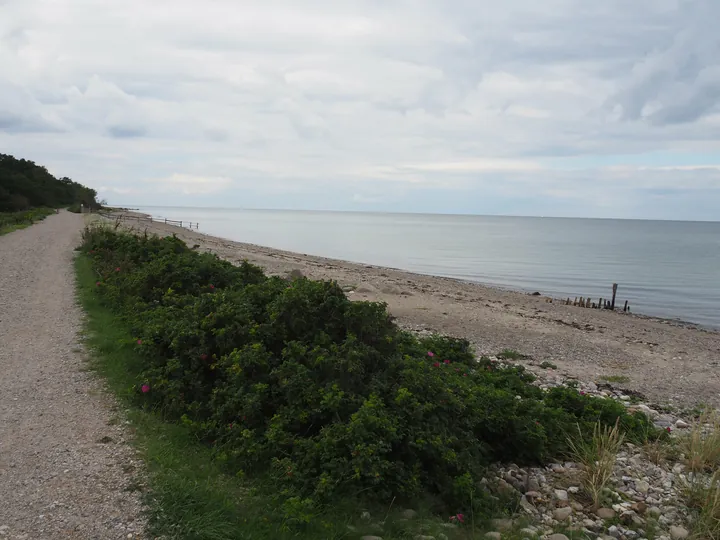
108 212 720 409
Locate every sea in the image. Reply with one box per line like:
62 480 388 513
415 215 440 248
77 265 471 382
136 206 720 329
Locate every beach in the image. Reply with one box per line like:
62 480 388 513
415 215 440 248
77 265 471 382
112 213 720 409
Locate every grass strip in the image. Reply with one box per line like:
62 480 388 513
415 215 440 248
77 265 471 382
0 208 56 236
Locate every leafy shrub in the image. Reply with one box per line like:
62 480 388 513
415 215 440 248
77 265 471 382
80 227 658 511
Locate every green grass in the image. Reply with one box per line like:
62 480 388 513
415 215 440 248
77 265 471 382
0 207 56 236
496 349 527 361
538 361 557 370
600 375 631 384
75 254 516 540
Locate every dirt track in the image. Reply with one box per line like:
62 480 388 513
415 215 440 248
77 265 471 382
0 212 143 539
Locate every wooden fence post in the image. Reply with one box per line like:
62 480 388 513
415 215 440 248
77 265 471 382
611 283 618 310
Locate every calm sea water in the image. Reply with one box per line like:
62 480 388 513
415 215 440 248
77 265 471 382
137 207 720 328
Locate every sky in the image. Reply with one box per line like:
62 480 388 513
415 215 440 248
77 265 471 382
1 0 720 220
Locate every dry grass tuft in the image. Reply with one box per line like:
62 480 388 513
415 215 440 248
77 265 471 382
566 420 624 509
684 411 720 474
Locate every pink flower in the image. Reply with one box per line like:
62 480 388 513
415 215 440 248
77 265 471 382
137 339 142 345
433 362 440 368
96 281 101 286
463 373 468 377
666 426 672 433
580 391 586 396
141 384 150 393
115 267 121 272
444 359 451 364
427 351 435 357
200 353 209 361
209 284 215 290
450 513 465 523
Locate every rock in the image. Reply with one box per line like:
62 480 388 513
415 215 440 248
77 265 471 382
570 501 584 511
554 507 573 521
635 480 650 494
596 508 616 520
368 523 384 534
631 502 648 514
498 478 517 495
519 495 536 514
491 518 513 531
608 525 621 538
554 489 569 501
288 269 304 279
527 476 541 492
355 283 377 294
414 536 436 540
360 511 371 522
647 506 662 517
635 404 659 419
547 535 570 540
567 486 580 494
0 526 9 537
361 537 383 540
484 533 501 540
401 509 418 520
675 419 689 429
669 526 689 539
520 528 538 537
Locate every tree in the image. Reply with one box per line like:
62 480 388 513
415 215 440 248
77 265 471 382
0 154 99 211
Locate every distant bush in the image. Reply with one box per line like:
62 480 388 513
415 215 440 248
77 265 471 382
67 203 82 213
80 227 659 510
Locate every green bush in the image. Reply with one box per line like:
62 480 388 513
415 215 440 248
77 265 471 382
80 227 658 511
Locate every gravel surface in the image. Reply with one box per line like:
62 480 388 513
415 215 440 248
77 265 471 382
117 213 720 410
0 212 145 539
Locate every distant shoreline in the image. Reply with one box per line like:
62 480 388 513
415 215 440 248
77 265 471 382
116 209 717 331
103 209 720 408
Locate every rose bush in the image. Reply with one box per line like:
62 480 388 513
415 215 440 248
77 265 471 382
80 227 658 510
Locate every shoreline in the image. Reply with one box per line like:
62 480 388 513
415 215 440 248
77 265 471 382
107 211 720 408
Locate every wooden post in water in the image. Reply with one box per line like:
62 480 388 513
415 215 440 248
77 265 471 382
623 300 629 312
611 283 618 310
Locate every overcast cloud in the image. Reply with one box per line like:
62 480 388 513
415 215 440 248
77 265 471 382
1 0 719 219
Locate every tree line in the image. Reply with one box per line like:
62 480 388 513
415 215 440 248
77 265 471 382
0 154 99 212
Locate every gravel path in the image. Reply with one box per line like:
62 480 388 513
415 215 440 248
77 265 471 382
0 212 144 539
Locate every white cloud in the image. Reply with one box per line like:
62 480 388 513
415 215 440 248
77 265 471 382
0 0 719 219
149 174 233 195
